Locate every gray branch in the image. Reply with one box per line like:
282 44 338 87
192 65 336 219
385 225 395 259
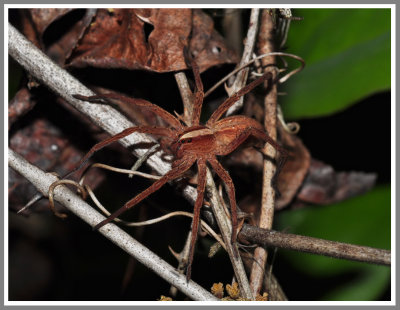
226 8 260 116
8 148 218 301
8 23 170 175
240 224 391 266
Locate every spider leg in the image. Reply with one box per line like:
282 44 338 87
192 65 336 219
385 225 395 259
74 93 183 130
94 156 196 230
234 127 288 192
207 156 239 259
185 158 207 281
188 59 204 126
63 126 176 180
217 125 286 158
207 71 273 125
217 126 287 195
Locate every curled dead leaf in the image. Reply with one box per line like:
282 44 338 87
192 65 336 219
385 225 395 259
275 123 311 209
23 9 97 64
68 9 237 72
8 87 37 129
190 9 238 72
29 8 73 35
9 115 105 214
294 159 377 207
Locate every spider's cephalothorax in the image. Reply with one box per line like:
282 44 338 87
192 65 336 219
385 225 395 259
71 59 286 280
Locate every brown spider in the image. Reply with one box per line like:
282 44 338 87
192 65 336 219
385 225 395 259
71 59 286 280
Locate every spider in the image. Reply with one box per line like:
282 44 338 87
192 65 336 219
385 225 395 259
69 58 287 280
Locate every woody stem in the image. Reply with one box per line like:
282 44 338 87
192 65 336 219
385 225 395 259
248 10 283 298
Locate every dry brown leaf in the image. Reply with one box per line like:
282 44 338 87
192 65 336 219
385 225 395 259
190 9 238 72
69 9 237 72
19 9 97 65
275 123 311 209
29 8 73 35
9 115 105 213
294 159 377 207
8 87 37 129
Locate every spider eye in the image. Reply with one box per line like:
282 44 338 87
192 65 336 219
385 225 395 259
180 138 192 144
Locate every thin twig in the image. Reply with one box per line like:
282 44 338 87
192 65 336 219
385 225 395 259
48 179 87 218
78 156 225 245
173 63 253 299
174 71 194 126
225 8 260 116
8 148 218 301
169 233 192 297
240 224 391 266
277 105 300 134
129 143 160 178
81 162 161 183
249 10 279 296
16 193 43 214
172 72 197 292
204 168 254 299
204 52 304 98
85 184 225 246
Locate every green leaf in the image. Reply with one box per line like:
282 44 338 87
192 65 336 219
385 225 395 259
322 265 390 301
274 186 391 300
281 9 391 119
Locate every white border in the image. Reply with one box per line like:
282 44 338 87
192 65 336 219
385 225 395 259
4 4 395 9
5 4 396 306
4 8 9 306
390 4 396 306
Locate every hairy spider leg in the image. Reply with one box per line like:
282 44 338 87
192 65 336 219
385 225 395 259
93 156 196 230
214 120 285 156
188 59 205 126
207 71 273 125
231 126 288 191
216 124 288 195
207 156 239 259
74 94 183 130
186 158 207 281
62 125 176 180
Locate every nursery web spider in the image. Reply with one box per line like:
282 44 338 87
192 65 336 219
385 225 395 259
68 58 286 280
